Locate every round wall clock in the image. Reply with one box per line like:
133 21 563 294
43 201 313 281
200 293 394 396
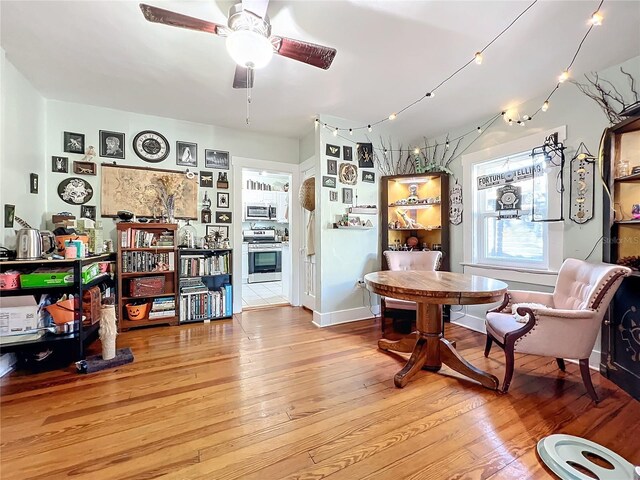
133 130 170 162
58 178 93 205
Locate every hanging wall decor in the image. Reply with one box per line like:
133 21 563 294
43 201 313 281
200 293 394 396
449 181 463 225
29 174 39 194
58 178 94 205
63 131 85 154
569 143 596 224
495 185 521 219
200 171 214 187
326 144 340 158
530 133 565 222
52 156 69 173
338 163 358 185
201 192 212 223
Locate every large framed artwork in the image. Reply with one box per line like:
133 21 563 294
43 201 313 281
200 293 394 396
100 164 198 219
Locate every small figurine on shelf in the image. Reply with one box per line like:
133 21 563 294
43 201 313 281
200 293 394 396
407 184 419 204
395 208 426 229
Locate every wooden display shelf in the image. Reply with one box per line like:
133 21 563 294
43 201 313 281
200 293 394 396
120 270 175 277
119 316 179 330
614 220 640 224
614 172 640 182
334 225 374 230
388 203 441 209
120 293 176 301
388 226 441 231
120 247 175 252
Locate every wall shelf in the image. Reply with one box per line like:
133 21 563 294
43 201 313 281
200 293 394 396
334 225 374 230
388 203 441 209
349 207 378 215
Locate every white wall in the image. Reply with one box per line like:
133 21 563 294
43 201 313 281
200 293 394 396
0 50 47 246
408 55 640 277
44 100 300 243
313 115 396 326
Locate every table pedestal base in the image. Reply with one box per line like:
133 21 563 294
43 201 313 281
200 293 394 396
377 303 499 390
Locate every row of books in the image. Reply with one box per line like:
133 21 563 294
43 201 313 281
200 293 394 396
121 252 175 273
179 284 232 323
179 254 230 277
149 296 176 319
120 228 175 248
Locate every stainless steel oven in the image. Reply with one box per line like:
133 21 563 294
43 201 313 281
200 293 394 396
248 242 282 283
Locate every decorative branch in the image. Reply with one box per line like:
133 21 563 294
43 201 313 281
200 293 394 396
570 68 640 124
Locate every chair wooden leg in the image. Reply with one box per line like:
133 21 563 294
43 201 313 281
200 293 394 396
484 335 493 358
501 344 515 393
556 358 566 372
579 359 599 403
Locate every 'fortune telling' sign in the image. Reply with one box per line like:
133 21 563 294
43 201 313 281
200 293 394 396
477 163 543 190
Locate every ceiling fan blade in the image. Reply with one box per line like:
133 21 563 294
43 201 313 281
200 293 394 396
271 36 336 70
241 0 270 19
233 66 255 89
139 4 227 36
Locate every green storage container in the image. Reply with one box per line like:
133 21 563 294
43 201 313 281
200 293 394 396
20 263 101 288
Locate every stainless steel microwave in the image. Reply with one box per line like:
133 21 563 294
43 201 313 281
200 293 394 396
245 204 276 220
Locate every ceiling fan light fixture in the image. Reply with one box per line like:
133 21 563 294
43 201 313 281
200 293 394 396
226 29 273 69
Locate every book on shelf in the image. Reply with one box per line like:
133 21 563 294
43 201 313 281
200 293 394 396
121 251 175 273
148 310 176 319
179 284 232 322
120 228 175 248
179 253 230 277
151 297 175 312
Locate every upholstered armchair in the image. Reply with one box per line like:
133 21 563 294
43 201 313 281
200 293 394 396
381 250 442 337
485 258 631 402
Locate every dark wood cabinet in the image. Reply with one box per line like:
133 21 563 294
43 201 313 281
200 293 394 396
380 173 450 271
600 115 640 400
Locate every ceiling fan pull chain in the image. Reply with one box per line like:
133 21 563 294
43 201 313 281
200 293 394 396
246 66 252 125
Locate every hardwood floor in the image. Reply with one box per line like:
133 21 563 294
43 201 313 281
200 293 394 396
1 306 638 479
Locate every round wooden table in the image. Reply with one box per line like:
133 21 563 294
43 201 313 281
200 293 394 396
364 271 508 389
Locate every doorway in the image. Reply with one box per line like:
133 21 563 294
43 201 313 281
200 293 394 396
299 157 316 311
240 168 292 309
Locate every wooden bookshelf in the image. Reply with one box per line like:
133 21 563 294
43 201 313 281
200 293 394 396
116 223 179 331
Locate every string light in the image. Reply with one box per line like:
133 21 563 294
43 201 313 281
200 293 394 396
349 128 353 135
445 141 450 149
333 128 338 136
314 119 319 126
414 147 420 155
477 127 482 133
523 115 530 121
590 11 603 25
319 0 537 134
508 118 513 126
542 100 549 112
367 124 372 132
559 70 569 83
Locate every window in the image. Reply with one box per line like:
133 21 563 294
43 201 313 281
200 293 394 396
473 151 548 269
463 127 565 275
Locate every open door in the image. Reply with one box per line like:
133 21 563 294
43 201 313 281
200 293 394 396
299 161 316 311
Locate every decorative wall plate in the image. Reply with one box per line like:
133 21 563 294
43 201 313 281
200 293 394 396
133 130 170 163
570 156 595 224
57 178 93 205
339 163 358 185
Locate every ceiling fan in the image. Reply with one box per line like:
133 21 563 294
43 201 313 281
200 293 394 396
139 0 337 89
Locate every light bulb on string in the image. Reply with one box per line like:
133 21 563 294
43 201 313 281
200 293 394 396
523 115 530 121
590 11 603 26
445 141 450 149
349 129 353 135
314 119 319 126
559 70 569 83
477 127 482 133
508 119 513 126
425 92 435 98
474 52 483 65
518 120 525 127
388 113 397 121
333 128 338 137
542 100 549 112
413 147 420 155
367 125 372 132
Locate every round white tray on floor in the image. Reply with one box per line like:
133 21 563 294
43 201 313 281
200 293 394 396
537 434 636 480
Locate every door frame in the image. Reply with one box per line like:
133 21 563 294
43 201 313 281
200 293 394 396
232 157 301 313
298 156 316 311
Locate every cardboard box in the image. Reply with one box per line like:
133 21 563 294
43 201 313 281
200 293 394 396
0 297 39 336
19 263 101 288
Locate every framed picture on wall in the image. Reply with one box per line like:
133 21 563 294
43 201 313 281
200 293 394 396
176 141 197 167
362 170 375 183
63 131 85 154
205 149 230 169
343 146 353 161
217 192 230 208
322 176 336 188
357 142 374 168
99 130 125 159
329 191 338 202
199 171 214 187
52 156 69 173
327 159 337 175
206 225 229 239
73 161 97 176
215 211 232 224
80 205 96 220
326 144 340 158
342 188 353 204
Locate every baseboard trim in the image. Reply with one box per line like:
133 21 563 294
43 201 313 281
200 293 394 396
312 305 380 327
451 314 601 371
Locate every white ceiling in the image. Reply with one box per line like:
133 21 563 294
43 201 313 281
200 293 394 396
2 1 639 141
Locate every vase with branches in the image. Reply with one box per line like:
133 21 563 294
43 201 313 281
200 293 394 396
149 175 184 223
